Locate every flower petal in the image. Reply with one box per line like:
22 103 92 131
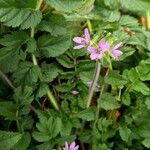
96 53 103 59
84 28 90 44
71 90 79 95
73 44 85 49
74 145 79 150
70 142 76 149
90 53 103 60
65 142 69 150
73 37 85 44
90 53 98 60
87 46 96 53
98 38 110 52
112 42 123 51
112 50 123 59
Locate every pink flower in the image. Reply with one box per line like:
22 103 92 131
71 90 79 95
112 42 123 59
73 28 90 49
87 38 110 60
64 142 79 150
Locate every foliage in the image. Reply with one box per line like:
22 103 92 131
0 0 150 149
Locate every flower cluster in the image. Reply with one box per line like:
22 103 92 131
73 28 123 60
64 141 79 150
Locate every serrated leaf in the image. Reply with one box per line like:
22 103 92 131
56 55 74 68
56 82 75 92
122 93 131 106
0 101 16 120
120 0 150 12
46 0 82 13
130 80 150 95
119 15 139 27
0 32 28 72
145 98 150 110
35 83 49 98
0 131 22 150
76 0 95 15
13 62 41 86
12 132 31 150
0 0 42 29
14 86 33 106
33 116 62 142
119 125 131 142
142 138 150 148
61 119 72 136
76 107 96 121
37 34 71 57
98 93 120 110
120 47 135 60
38 14 67 36
26 37 37 53
105 70 127 87
41 63 61 82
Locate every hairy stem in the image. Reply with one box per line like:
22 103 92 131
96 68 109 120
86 61 101 108
30 0 59 110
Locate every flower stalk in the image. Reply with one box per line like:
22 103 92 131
86 61 101 108
30 0 59 110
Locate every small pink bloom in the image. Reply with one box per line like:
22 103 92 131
73 28 90 49
98 38 110 52
112 42 123 59
71 90 79 95
87 81 100 89
87 38 110 60
64 142 79 150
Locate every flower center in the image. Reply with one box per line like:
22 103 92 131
81 39 86 44
96 48 101 53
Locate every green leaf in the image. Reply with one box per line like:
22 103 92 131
145 97 150 110
26 37 37 53
0 101 16 120
0 131 22 150
0 0 42 28
33 113 62 142
12 132 31 150
105 70 127 87
61 119 72 136
35 83 49 98
56 82 75 93
0 32 28 72
119 15 139 27
122 93 131 106
13 62 41 86
136 59 150 81
41 63 61 82
14 86 34 106
120 0 150 12
75 107 96 121
37 34 71 57
105 10 120 22
127 33 147 49
120 47 135 60
56 55 74 68
130 80 150 95
142 138 150 148
38 14 67 36
46 0 82 13
119 125 131 142
76 0 95 15
98 93 120 110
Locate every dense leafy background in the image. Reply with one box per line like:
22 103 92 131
0 0 150 150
